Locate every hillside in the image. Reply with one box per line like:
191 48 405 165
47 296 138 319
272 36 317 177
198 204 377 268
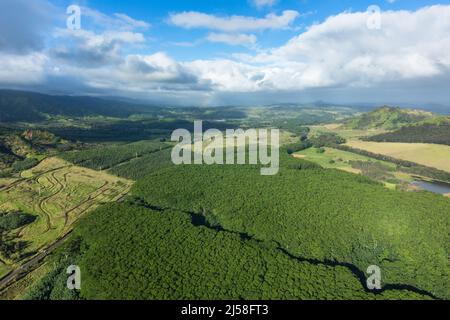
24 154 450 300
0 90 151 122
24 202 431 300
343 106 436 130
365 118 450 145
0 129 77 171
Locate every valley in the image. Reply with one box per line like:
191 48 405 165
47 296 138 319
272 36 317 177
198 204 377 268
0 90 449 300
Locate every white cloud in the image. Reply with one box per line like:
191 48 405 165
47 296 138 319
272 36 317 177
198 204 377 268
206 33 257 47
0 52 48 84
51 29 145 66
184 5 450 94
169 10 299 32
1 4 450 106
54 52 210 94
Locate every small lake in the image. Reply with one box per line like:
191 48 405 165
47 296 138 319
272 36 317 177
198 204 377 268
411 179 450 195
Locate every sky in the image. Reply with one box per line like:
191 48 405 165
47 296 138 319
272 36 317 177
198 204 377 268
0 0 449 107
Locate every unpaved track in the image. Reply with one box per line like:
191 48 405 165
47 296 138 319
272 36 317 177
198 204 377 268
36 169 68 232
0 232 72 290
62 181 109 228
0 166 70 192
0 182 131 292
0 163 132 292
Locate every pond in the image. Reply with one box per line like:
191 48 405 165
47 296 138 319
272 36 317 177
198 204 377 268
411 179 450 195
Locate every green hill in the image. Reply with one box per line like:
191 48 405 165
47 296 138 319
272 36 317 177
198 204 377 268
0 90 150 123
365 117 450 145
0 129 77 171
343 106 437 130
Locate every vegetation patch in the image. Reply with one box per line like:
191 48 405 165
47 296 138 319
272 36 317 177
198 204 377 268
0 157 132 278
366 121 450 146
132 162 450 299
345 141 450 173
26 202 431 300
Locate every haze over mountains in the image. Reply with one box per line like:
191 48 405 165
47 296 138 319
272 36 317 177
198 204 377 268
1 90 449 124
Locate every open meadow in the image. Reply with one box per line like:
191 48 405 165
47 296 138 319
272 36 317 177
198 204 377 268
345 141 450 172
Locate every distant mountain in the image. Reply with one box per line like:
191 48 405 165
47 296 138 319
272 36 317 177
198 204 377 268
0 90 152 123
343 106 438 130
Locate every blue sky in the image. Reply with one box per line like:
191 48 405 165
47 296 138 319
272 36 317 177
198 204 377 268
1 0 450 107
52 0 443 60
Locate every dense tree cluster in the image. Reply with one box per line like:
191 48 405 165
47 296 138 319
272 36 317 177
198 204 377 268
61 140 170 171
108 148 174 180
285 141 313 155
0 212 35 260
310 133 347 147
49 119 236 143
0 212 36 231
27 203 430 300
366 122 450 146
11 158 40 172
132 160 450 299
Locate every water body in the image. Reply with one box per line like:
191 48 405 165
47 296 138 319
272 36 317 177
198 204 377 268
411 179 450 195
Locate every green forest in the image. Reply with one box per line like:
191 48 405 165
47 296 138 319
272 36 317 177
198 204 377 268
60 140 170 171
130 156 450 299
26 202 432 300
25 151 449 300
366 122 450 145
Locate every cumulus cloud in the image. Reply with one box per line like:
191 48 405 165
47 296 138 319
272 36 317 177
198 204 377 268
0 52 48 84
169 10 299 32
184 5 450 94
54 52 211 94
117 53 208 89
51 29 145 67
1 4 450 106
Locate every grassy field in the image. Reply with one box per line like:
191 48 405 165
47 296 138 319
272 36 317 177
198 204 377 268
0 157 133 278
179 129 296 156
294 147 396 174
0 261 10 279
345 141 450 172
0 263 51 300
309 124 387 140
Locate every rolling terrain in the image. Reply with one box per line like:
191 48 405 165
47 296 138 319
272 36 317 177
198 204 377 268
22 153 449 300
366 119 450 146
0 157 132 282
343 106 438 130
0 91 448 301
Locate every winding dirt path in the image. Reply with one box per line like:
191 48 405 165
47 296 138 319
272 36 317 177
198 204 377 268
37 172 65 232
